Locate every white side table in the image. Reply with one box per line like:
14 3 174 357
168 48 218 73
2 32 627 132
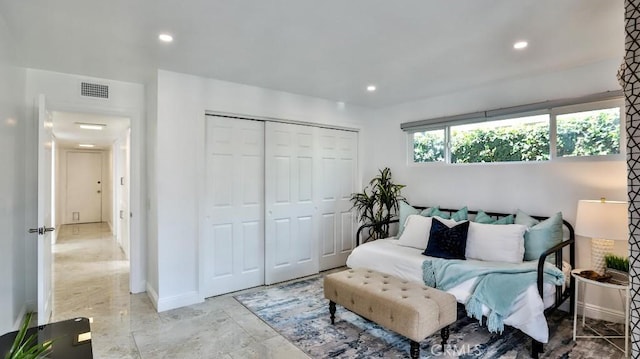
571 269 630 357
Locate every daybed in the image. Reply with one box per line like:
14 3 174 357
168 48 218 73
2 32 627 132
346 206 575 358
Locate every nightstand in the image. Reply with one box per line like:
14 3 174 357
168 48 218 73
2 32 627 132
571 269 629 357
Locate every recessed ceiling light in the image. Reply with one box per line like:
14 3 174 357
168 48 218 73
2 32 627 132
77 122 105 130
513 41 528 50
78 144 95 148
159 33 173 43
366 85 377 92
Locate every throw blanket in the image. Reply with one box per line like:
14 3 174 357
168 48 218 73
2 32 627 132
422 258 565 333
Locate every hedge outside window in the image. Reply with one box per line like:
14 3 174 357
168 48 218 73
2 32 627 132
410 100 623 164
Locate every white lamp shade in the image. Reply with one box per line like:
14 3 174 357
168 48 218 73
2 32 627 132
575 200 628 240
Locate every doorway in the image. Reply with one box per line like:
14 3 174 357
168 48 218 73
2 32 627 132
51 110 132 274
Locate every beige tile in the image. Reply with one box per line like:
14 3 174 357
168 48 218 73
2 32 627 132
51 222 314 359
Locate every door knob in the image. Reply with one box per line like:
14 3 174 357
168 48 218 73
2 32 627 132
28 227 55 235
97 190 101 193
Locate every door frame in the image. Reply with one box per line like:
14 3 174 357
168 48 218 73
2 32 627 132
42 101 144 294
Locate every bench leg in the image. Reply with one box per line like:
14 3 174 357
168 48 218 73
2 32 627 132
441 326 450 351
329 301 336 325
410 340 420 359
531 339 543 358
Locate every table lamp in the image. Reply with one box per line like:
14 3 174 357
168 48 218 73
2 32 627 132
575 199 628 274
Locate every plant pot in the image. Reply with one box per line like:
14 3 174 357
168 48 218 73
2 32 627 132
604 267 629 285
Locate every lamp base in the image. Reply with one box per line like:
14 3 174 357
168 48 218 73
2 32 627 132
591 238 614 275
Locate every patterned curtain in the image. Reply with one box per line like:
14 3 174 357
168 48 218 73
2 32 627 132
620 0 640 357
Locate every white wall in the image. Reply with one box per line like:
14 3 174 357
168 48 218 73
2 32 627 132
113 129 131 259
24 69 146 306
150 69 370 311
145 76 158 303
102 148 113 227
365 58 628 320
0 13 27 332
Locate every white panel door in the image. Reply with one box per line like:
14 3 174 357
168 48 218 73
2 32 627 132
265 122 319 284
65 151 102 223
318 129 358 270
203 116 264 297
35 94 54 325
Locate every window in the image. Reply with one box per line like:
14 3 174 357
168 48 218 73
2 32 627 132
450 115 550 163
413 129 445 163
409 98 624 164
556 107 621 157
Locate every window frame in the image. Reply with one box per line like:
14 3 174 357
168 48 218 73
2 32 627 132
408 98 625 165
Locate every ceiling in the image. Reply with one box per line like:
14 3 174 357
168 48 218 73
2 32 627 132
52 111 130 150
0 0 625 108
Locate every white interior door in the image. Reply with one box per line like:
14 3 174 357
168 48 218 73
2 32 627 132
203 116 264 296
65 152 102 223
265 122 319 284
318 129 358 270
35 94 54 325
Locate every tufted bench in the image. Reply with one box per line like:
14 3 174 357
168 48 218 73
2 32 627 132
323 268 457 359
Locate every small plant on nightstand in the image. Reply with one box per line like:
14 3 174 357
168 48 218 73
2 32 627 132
4 312 53 359
604 254 629 285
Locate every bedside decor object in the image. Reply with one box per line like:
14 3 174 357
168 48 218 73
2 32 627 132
604 254 629 285
575 199 628 274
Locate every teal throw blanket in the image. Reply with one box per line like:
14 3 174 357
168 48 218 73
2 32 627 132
422 258 565 333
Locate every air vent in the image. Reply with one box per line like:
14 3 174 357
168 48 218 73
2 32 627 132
80 82 109 99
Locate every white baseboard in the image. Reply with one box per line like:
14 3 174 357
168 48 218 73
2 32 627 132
13 305 27 330
577 302 626 323
131 280 146 294
25 300 36 313
156 290 203 312
146 283 159 311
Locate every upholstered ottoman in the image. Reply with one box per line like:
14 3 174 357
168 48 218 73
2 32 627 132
323 268 457 359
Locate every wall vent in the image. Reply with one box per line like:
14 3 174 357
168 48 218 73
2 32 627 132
80 82 109 99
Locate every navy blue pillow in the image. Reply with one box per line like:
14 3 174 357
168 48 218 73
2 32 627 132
422 218 469 260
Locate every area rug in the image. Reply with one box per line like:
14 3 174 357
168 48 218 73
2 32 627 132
234 276 626 358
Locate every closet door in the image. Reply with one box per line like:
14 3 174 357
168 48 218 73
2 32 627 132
264 122 319 284
318 129 358 270
202 116 264 297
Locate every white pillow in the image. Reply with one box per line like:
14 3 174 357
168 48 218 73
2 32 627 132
465 222 527 263
432 216 462 228
397 215 433 250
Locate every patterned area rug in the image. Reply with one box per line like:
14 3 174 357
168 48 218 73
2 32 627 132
234 276 626 358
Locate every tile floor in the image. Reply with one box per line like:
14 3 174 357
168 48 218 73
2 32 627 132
52 222 311 359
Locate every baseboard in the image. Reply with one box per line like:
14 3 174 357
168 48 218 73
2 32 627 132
12 305 27 330
577 302 626 323
131 280 146 294
146 283 159 311
156 290 203 312
25 300 36 313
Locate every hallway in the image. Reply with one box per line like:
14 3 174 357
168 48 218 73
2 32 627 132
51 222 309 358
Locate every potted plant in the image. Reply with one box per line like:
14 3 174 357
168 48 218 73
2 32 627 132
350 167 406 241
4 312 53 359
604 254 629 285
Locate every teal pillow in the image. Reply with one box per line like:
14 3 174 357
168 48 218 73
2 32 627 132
398 202 421 237
451 206 468 221
515 210 563 261
421 206 440 217
429 206 468 221
430 207 450 219
474 210 514 225
494 215 515 225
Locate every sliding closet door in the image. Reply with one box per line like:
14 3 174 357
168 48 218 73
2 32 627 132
318 129 358 270
202 116 264 297
264 122 319 284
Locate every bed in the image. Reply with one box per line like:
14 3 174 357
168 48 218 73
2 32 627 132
346 206 575 358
